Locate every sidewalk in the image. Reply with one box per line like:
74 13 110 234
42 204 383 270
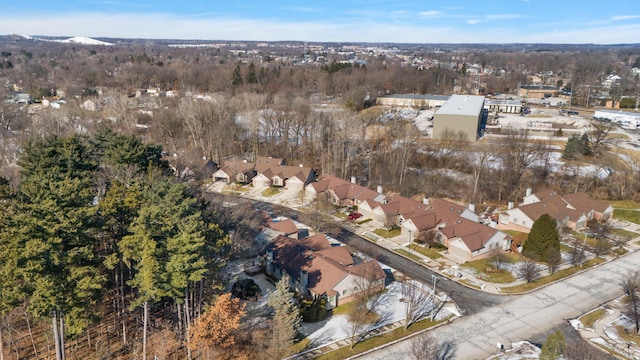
577 303 640 359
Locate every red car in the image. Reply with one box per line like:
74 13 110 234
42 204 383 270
348 212 363 220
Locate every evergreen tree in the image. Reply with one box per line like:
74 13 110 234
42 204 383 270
267 275 301 358
522 214 560 261
120 180 212 360
540 330 565 360
11 135 105 359
246 62 258 84
232 64 243 86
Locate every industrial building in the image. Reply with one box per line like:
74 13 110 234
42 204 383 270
432 95 487 141
484 99 523 114
594 109 640 129
517 85 559 99
376 94 450 108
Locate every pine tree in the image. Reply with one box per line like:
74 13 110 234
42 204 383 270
540 330 565 360
246 62 258 84
12 135 105 360
267 275 301 358
232 64 243 86
120 180 212 360
522 214 559 261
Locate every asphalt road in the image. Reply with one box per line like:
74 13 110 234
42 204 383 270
361 247 637 360
332 227 508 316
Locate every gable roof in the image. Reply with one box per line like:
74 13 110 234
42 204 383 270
219 160 255 176
265 218 299 236
518 196 584 224
263 235 383 298
255 156 284 173
440 218 503 252
562 192 611 214
261 164 314 183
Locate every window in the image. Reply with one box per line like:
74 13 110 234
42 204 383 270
343 289 348 295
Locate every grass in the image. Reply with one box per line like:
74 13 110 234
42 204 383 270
611 228 639 240
261 186 282 196
374 227 402 238
408 244 443 259
394 248 424 262
614 209 640 225
314 316 449 360
613 325 640 347
609 133 630 140
356 218 372 225
460 255 518 283
613 247 629 256
559 243 573 253
579 308 607 329
500 257 607 294
613 209 640 224
610 200 640 210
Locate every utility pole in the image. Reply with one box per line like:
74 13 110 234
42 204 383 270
431 274 447 321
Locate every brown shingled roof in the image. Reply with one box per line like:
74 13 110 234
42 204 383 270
263 235 383 299
519 195 584 224
562 192 611 214
265 218 299 236
440 218 499 252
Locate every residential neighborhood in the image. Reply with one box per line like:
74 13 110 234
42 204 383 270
3 7 640 358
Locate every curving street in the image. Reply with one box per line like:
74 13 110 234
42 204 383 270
205 191 634 359
360 249 637 359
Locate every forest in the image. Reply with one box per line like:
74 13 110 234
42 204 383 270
1 37 640 358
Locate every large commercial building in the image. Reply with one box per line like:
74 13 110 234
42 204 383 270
376 94 450 108
484 99 523 114
594 109 640 128
432 95 487 141
517 85 559 99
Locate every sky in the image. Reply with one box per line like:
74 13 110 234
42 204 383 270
2 0 640 44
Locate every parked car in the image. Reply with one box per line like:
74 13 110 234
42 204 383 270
348 212 363 220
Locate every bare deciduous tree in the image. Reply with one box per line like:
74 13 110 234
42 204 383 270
516 257 540 283
545 247 562 275
400 279 431 329
564 339 612 360
409 332 457 360
592 237 611 258
489 245 505 271
621 270 640 334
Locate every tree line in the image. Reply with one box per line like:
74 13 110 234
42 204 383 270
0 130 231 359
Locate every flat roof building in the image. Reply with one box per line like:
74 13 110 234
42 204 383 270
433 95 486 141
517 85 559 99
376 94 450 108
484 99 523 114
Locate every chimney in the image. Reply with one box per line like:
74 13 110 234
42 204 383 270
377 185 383 193
299 164 304 168
351 176 356 184
507 201 514 210
525 187 532 197
300 270 309 288
468 202 476 213
423 197 430 205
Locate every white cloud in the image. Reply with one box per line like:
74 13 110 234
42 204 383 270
466 19 487 25
418 10 441 17
1 11 639 44
610 15 640 21
485 14 524 20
